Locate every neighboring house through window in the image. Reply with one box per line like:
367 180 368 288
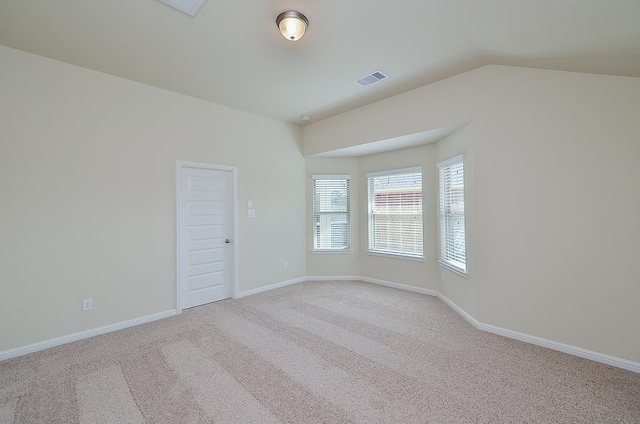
366 167 423 258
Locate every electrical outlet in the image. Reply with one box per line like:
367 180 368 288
82 298 93 312
283 261 288 270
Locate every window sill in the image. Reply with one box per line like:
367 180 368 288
367 250 425 262
439 260 468 279
312 249 353 255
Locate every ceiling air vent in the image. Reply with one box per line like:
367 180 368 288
157 0 207 16
354 70 388 87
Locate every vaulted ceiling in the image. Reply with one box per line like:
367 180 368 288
1 0 639 125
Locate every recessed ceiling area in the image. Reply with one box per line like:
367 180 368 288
311 124 466 158
157 0 208 17
0 1 638 125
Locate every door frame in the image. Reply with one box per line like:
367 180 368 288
175 160 239 313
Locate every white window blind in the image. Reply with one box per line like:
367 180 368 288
312 175 350 251
438 155 466 274
367 168 423 258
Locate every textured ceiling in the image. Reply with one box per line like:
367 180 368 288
1 0 639 125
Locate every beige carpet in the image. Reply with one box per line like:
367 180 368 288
1 280 639 423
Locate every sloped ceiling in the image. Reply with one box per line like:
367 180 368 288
1 0 639 124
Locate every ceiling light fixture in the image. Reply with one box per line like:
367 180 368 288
276 11 309 41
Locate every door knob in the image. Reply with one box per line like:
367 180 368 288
225 239 231 244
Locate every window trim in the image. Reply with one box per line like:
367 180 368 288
437 155 467 276
366 166 422 179
439 260 468 278
367 250 425 262
312 174 351 254
312 249 353 255
366 166 424 259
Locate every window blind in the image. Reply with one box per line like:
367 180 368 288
367 168 423 257
312 175 350 250
438 155 466 273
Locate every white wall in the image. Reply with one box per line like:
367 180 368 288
0 46 306 352
303 65 640 364
3 45 639 366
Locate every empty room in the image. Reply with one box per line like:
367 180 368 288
1 0 639 422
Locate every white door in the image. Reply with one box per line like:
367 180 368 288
178 164 234 309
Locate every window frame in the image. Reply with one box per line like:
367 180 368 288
366 166 424 260
312 174 352 254
437 155 467 277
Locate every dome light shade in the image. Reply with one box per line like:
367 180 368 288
276 11 309 41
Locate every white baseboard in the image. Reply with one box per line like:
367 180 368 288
1 276 307 362
341 278 640 374
437 293 479 326
3 275 639 374
235 276 307 299
306 276 361 282
435 292 637 373
475 321 640 374
360 276 440 297
0 309 177 362
432 288 640 373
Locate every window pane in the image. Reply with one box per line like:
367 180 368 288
367 169 423 257
313 178 350 250
439 158 466 273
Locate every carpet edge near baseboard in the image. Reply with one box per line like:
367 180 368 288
2 276 639 374
0 310 178 362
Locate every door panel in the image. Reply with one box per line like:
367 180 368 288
179 166 233 309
